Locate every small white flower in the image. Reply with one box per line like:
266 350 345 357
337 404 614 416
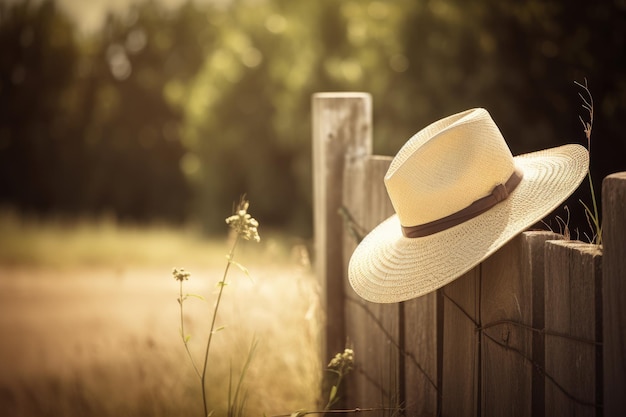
225 197 260 242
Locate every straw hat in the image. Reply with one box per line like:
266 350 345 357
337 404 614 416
348 108 589 303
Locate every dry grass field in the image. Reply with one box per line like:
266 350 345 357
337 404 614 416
0 211 323 416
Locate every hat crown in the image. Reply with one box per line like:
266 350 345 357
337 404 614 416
385 108 516 228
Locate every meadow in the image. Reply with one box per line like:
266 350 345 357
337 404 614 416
0 210 322 416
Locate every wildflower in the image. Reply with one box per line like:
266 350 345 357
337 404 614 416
173 267 191 282
225 198 261 242
328 348 354 376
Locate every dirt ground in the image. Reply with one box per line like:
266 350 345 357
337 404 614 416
0 266 177 378
0 264 322 416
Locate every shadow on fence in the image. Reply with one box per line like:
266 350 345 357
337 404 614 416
312 93 626 417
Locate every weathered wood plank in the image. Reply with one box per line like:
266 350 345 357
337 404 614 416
404 291 439 417
342 156 399 409
312 92 372 368
480 232 562 417
602 172 626 417
525 231 563 417
480 234 532 417
441 268 480 417
544 240 602 417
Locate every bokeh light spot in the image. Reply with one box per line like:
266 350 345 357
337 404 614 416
180 152 201 177
242 47 263 68
106 44 132 80
265 14 287 34
126 28 147 54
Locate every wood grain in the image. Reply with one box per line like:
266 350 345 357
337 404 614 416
342 156 399 409
544 240 602 417
312 92 372 367
602 172 626 417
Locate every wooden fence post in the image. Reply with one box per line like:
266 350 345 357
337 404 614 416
602 172 626 417
544 240 602 417
312 92 372 368
342 156 398 409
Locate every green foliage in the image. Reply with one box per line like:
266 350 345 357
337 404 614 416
0 0 203 222
1 0 624 235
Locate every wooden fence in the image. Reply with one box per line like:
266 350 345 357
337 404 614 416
312 93 626 417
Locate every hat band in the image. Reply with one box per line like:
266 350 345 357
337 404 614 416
401 168 524 238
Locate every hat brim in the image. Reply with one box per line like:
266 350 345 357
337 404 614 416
348 144 589 303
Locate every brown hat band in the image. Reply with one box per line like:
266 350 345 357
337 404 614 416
401 168 524 238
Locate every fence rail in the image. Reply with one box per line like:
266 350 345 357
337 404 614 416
312 93 626 417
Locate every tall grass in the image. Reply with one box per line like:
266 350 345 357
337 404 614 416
0 208 301 268
575 79 602 245
0 209 322 416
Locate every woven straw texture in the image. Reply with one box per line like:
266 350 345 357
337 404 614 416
348 110 589 303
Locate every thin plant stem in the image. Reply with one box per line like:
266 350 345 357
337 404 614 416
272 407 400 417
179 279 202 380
575 78 602 245
176 197 259 417
229 337 258 417
201 235 241 417
324 370 343 410
586 171 602 244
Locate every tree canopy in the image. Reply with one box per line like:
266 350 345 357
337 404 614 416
1 0 624 235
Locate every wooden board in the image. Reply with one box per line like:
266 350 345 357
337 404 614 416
441 267 480 417
480 235 531 417
544 241 602 417
524 231 563 417
342 156 399 409
601 172 626 417
404 291 439 416
312 92 372 367
479 232 560 417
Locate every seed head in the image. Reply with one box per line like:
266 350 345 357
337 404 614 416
327 348 354 375
225 198 260 242
173 267 191 282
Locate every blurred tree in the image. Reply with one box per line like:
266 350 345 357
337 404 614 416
0 0 80 213
1 0 624 236
180 0 321 232
0 0 214 222
180 0 417 233
395 0 626 232
72 0 214 221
